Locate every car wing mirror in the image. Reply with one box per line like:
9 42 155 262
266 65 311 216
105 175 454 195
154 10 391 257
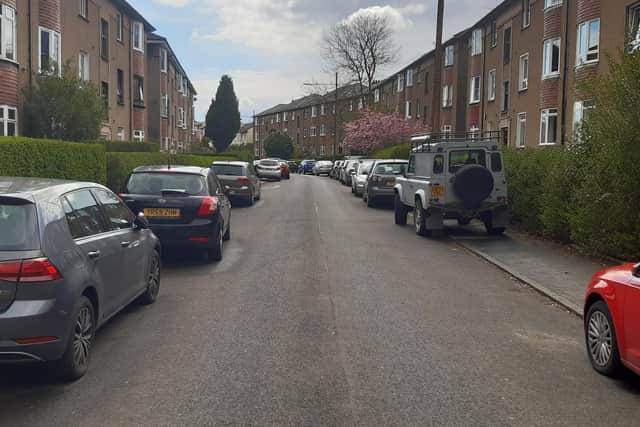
134 212 150 230
634 263 640 279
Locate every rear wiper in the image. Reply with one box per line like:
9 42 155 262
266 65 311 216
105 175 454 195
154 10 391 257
160 189 190 197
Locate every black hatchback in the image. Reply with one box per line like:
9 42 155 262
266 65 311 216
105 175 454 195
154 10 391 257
120 166 232 261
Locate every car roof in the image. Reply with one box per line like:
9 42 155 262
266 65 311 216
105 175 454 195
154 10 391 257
212 161 248 167
373 159 408 164
0 177 106 201
132 165 209 175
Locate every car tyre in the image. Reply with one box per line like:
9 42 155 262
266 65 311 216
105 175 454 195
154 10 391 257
414 199 430 236
366 191 375 208
394 193 408 225
138 251 161 305
55 296 95 381
223 219 231 241
585 301 623 377
208 227 224 261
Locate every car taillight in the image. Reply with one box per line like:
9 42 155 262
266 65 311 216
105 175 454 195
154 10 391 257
237 177 250 183
0 258 62 283
198 196 219 216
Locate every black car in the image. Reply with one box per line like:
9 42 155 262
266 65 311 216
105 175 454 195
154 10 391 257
287 161 299 173
0 177 160 380
120 166 232 261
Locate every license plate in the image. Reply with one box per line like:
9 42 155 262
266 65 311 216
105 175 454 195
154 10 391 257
144 208 180 217
430 186 445 197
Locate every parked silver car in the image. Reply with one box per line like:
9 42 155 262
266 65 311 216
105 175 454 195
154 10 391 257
341 160 360 186
312 160 334 176
212 161 261 206
363 159 408 207
351 160 374 197
255 159 282 181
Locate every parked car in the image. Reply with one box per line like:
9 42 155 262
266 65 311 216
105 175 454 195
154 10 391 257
351 160 374 197
341 160 360 186
287 161 299 173
121 166 231 261
279 160 291 179
256 159 283 181
394 132 508 235
0 177 160 380
337 161 348 181
299 160 316 175
584 262 640 377
212 161 261 206
363 159 408 207
330 161 344 179
313 160 334 176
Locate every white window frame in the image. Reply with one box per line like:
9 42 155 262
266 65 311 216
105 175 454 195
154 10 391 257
132 21 144 53
539 108 558 145
544 0 562 9
310 126 317 137
502 80 510 112
132 130 145 142
542 38 561 78
179 108 186 129
117 127 125 141
276 113 280 123
78 51 89 81
79 0 88 18
161 94 168 118
0 5 17 62
442 125 452 135
38 27 61 75
444 45 454 66
522 0 531 28
182 77 187 97
397 74 405 92
471 29 483 56
488 69 496 101
161 49 168 73
573 99 595 135
349 101 353 112
320 104 326 116
320 124 326 136
405 100 412 119
406 68 414 87
117 13 123 41
177 74 184 93
374 88 380 103
0 105 18 136
283 111 288 122
311 105 318 118
470 75 481 104
442 85 453 108
516 112 526 148
519 53 529 91
576 19 600 66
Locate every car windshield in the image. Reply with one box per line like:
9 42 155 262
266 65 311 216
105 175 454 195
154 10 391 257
125 172 208 195
0 201 40 251
213 165 245 176
374 163 406 175
449 150 487 173
260 160 279 167
358 162 374 174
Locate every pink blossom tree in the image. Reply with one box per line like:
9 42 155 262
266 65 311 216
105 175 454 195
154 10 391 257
343 110 425 154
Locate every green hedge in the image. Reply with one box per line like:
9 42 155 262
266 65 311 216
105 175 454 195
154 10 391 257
106 152 237 192
0 137 107 184
104 141 161 152
371 143 411 159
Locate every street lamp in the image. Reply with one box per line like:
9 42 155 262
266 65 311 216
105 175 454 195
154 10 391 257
303 72 339 162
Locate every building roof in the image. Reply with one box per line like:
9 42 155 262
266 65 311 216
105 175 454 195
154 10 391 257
113 0 155 31
256 83 364 117
147 33 196 94
238 123 254 133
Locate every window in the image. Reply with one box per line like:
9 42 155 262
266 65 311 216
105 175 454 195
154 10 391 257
444 45 454 66
519 53 529 90
490 21 497 48
178 108 185 128
332 103 336 114
177 74 184 93
522 0 531 28
117 69 124 105
78 51 89 81
629 4 640 50
117 127 125 141
470 125 480 140
442 125 452 135
449 150 486 173
407 68 414 87
101 81 109 110
310 126 317 137
0 5 16 61
416 99 421 118
100 19 109 61
407 156 415 174
133 130 145 142
303 128 308 138
320 145 325 156
79 0 88 18
117 13 123 41
283 111 288 122
133 76 144 106
349 101 353 111
39 27 61 74
442 85 453 108
374 88 380 103
0 105 17 136
405 100 412 119
540 108 558 144
576 19 600 65
276 113 280 123
132 21 144 52
320 124 326 136
503 27 512 64
161 49 168 72
543 38 561 77
63 191 108 239
544 0 562 9
93 189 134 231
488 69 496 101
471 29 483 56
573 99 595 135
470 76 481 104
397 74 404 92
433 155 444 174
516 112 526 147
358 99 363 110
502 81 510 112
311 105 318 117
182 77 188 97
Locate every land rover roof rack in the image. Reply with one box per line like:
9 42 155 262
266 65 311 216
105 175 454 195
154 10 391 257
409 131 502 152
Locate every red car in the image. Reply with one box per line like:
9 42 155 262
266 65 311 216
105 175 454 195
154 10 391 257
279 161 290 180
584 262 640 377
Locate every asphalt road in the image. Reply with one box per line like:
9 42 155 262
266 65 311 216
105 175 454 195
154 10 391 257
2 174 640 426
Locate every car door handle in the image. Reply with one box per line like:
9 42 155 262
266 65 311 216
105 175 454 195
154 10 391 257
87 250 101 259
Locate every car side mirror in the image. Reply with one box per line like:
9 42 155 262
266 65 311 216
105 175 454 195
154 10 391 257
634 263 640 278
134 212 150 230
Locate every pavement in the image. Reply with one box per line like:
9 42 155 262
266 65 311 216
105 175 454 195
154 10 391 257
1 174 640 426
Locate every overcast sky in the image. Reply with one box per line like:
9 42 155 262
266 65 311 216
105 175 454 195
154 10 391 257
129 0 497 123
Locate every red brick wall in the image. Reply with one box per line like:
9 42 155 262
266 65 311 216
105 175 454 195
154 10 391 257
543 7 562 39
577 0 600 23
540 78 559 109
0 62 18 106
39 0 61 32
469 105 480 126
132 52 144 77
133 109 145 131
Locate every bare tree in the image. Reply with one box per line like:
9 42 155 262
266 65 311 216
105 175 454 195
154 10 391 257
323 14 398 99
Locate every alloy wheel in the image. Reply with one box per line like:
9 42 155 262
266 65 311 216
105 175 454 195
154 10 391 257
588 311 613 367
147 257 160 300
73 306 93 369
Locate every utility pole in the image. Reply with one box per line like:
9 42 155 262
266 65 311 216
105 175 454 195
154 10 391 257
304 72 339 162
430 0 445 132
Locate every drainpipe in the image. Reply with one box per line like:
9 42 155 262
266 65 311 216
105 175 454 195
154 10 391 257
480 21 487 132
28 0 33 88
560 0 570 145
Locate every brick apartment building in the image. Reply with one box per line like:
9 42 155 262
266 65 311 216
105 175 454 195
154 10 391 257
0 0 195 150
255 0 640 153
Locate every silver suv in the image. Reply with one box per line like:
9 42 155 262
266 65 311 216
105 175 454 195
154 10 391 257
394 132 508 236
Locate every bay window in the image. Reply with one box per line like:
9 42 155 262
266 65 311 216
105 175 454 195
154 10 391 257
0 4 17 61
542 38 561 78
0 105 17 136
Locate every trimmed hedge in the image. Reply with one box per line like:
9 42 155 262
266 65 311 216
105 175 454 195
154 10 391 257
0 137 107 184
104 141 161 152
106 152 237 192
371 143 411 159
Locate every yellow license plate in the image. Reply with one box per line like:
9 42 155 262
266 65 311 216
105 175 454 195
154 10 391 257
430 186 445 197
144 208 180 217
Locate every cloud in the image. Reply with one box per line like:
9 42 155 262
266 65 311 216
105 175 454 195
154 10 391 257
343 4 426 31
151 0 191 7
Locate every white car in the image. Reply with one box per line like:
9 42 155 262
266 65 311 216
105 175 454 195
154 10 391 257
351 160 374 197
312 160 334 176
255 159 282 180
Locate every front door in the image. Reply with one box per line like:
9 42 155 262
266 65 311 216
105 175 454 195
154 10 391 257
623 271 640 368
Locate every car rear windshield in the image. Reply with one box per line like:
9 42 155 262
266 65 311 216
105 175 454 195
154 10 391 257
260 160 279 167
374 163 406 175
0 200 40 251
125 172 208 196
213 164 245 176
359 162 374 174
449 150 487 173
